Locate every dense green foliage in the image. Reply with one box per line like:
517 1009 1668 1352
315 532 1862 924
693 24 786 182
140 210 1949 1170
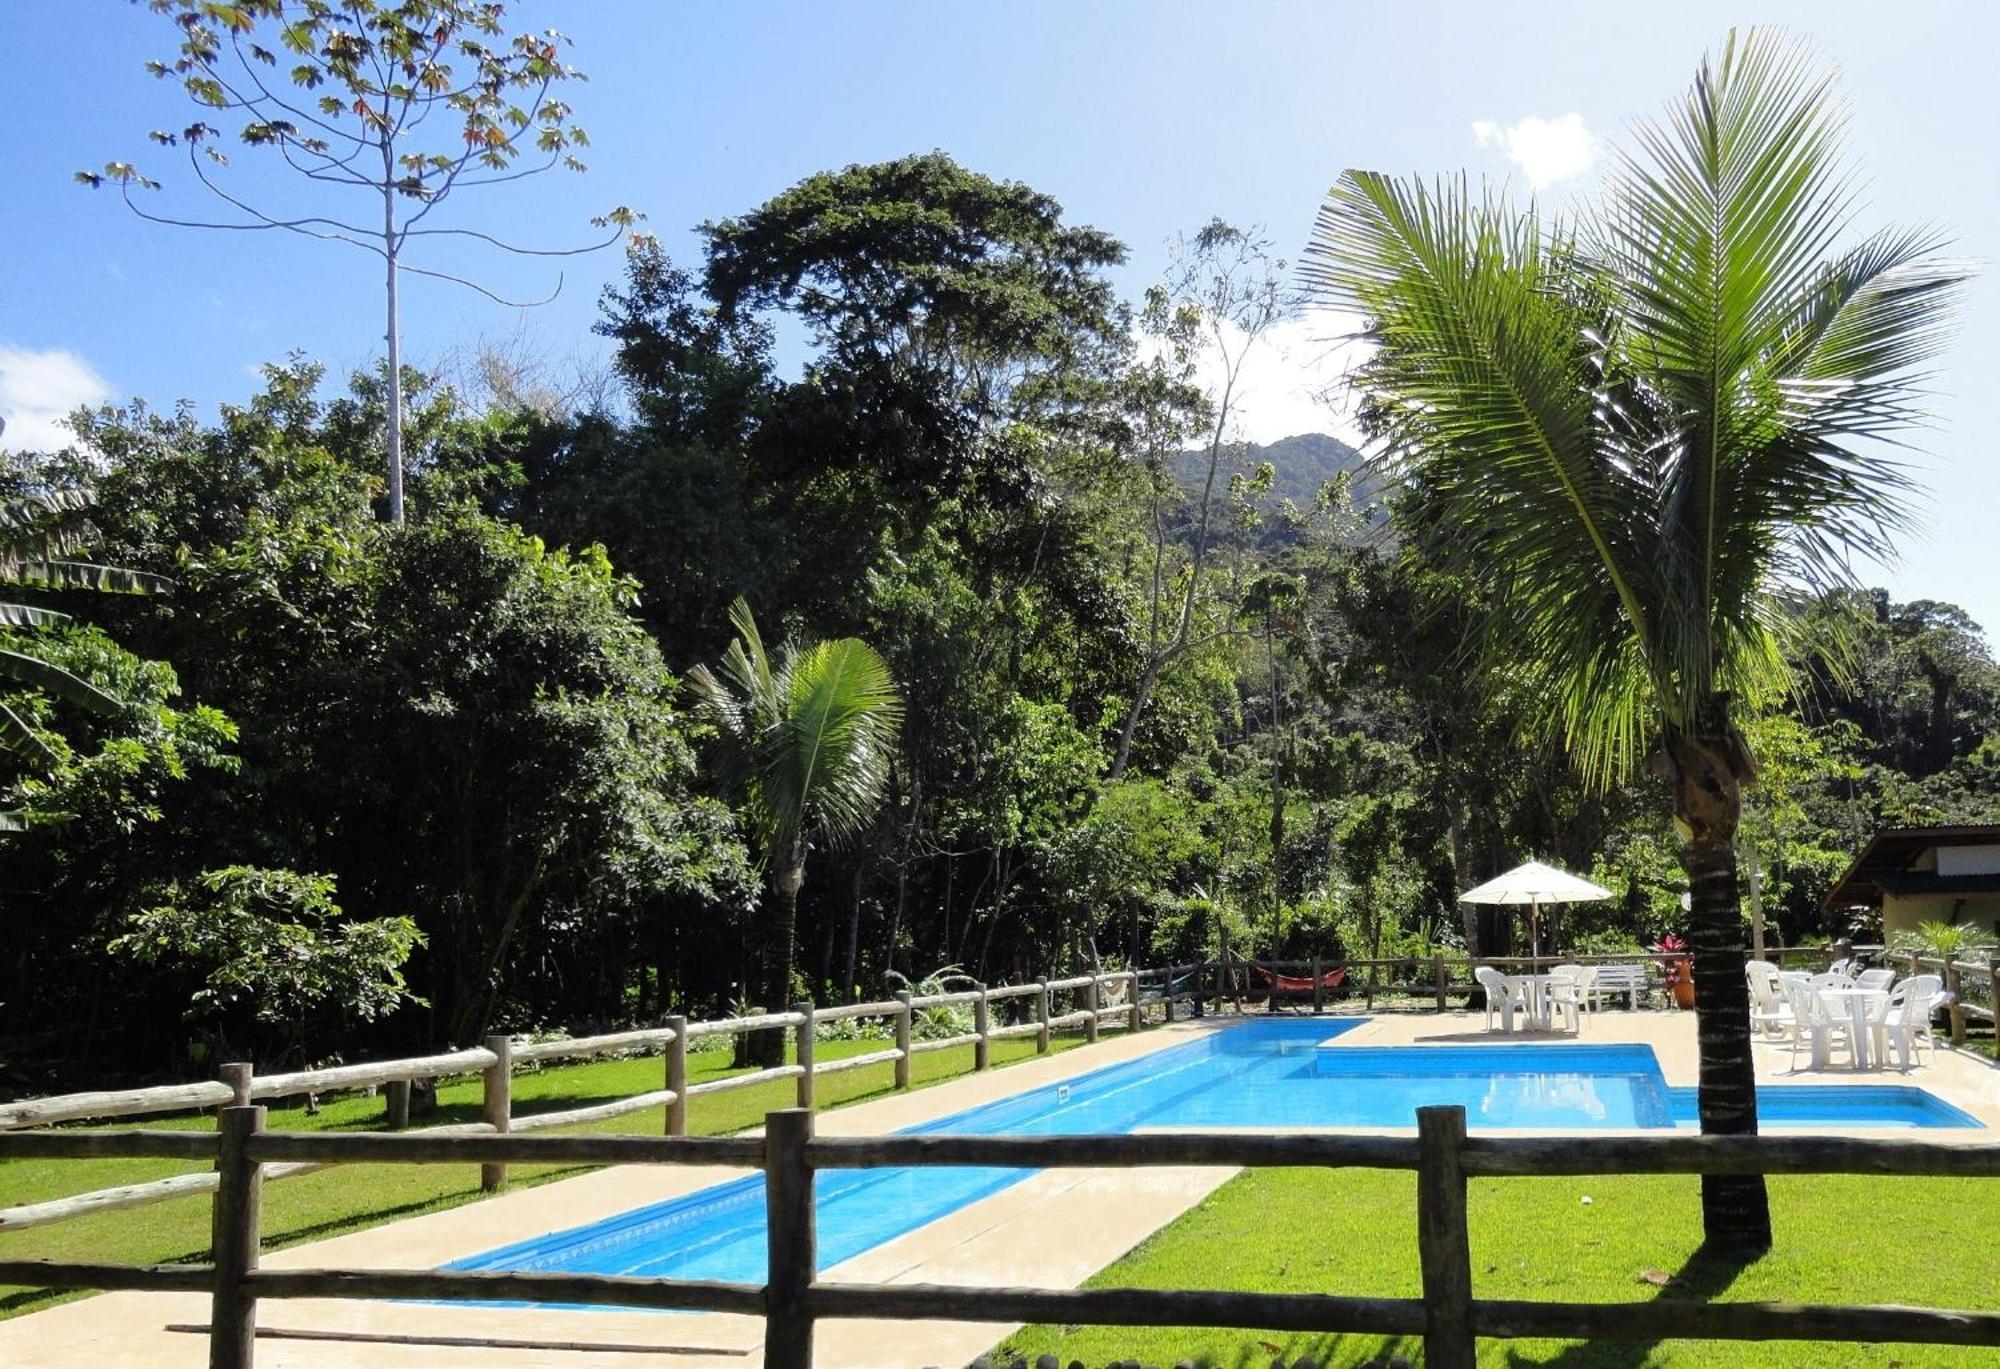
3 141 1994 1094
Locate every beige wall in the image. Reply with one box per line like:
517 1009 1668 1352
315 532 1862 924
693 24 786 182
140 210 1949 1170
1881 890 2000 939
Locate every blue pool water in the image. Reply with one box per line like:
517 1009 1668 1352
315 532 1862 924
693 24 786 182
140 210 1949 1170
448 1019 1979 1293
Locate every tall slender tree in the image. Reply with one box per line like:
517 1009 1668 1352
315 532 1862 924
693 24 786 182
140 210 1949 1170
691 598 902 1065
1304 30 1964 1249
81 0 637 521
1112 221 1292 779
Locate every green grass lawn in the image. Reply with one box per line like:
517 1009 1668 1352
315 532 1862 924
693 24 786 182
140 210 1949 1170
997 1166 2000 1368
0 1029 1083 1318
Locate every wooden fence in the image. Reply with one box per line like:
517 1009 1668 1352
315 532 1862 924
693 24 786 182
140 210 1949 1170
6 942 1983 1238
2 1107 1997 1369
1893 951 1998 1049
0 969 1185 1233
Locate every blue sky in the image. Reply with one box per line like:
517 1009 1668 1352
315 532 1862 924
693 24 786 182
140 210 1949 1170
3 1 1994 632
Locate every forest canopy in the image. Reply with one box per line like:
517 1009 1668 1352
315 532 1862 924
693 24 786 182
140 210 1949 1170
3 153 1994 1091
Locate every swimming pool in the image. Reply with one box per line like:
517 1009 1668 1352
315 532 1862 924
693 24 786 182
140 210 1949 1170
447 1018 1979 1292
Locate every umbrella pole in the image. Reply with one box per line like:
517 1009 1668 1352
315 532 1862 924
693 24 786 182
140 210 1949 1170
1530 899 1540 966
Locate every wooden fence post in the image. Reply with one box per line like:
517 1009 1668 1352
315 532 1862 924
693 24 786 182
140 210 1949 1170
665 1015 688 1137
1415 1105 1476 1369
209 1103 264 1369
793 1003 816 1110
1943 962 1966 1049
763 1108 816 1369
1208 928 1224 1016
218 1062 254 1114
973 987 990 1071
1035 978 1051 1054
1311 955 1324 1015
383 1079 411 1131
1128 974 1144 1032
893 992 913 1090
1434 954 1448 1013
481 1035 512 1193
1084 976 1100 1044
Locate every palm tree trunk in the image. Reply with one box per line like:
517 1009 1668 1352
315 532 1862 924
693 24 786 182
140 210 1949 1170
1671 725 1773 1253
753 863 804 1068
843 863 863 1003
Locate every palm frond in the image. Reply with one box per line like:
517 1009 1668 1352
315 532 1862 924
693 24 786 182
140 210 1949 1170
0 700 55 759
1303 170 1667 777
0 491 92 534
0 649 123 715
1304 28 1965 786
0 602 72 630
756 637 902 850
2 560 174 595
692 599 902 865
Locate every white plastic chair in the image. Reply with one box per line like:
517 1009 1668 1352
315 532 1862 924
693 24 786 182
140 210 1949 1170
1783 979 1854 1071
1545 973 1585 1034
1854 967 1896 992
1550 963 1597 1011
1745 961 1792 1038
1475 965 1529 1032
1873 974 1942 1070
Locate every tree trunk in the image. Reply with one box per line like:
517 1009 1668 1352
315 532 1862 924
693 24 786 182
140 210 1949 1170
843 863 863 1003
1669 718 1772 1253
1108 656 1165 780
752 862 804 1068
381 158 406 524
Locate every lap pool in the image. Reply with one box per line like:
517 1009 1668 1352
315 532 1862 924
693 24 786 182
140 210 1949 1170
447 1017 1978 1292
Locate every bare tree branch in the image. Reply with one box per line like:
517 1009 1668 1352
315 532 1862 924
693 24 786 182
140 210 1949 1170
399 221 625 257
395 261 564 308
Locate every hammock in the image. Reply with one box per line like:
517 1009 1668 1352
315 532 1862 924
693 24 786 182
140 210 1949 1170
1138 967 1202 1002
1253 964 1347 993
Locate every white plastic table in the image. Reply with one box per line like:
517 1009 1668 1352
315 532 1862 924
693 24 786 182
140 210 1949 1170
1505 973 1561 1030
1814 986 1889 1069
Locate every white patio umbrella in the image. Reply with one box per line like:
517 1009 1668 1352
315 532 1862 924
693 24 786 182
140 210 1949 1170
1458 859 1612 960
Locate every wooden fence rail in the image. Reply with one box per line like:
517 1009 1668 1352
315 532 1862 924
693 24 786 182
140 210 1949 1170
2 1108 1997 1369
8 945 1977 1236
0 967 1191 1230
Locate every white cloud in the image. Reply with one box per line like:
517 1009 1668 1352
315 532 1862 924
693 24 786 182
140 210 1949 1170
1472 112 1597 190
1173 308 1374 450
0 346 113 453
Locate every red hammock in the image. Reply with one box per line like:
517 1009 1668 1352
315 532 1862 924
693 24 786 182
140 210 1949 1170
1254 964 1347 992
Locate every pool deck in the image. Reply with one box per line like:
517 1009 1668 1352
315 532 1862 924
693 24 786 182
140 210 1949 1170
3 1011 1994 1369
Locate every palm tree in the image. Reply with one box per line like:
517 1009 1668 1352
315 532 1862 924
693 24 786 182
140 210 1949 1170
1 490 171 827
691 597 902 1065
1303 30 1963 1251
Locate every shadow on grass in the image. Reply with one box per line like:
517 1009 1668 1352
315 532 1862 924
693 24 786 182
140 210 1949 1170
1497 1240 1760 1369
1132 1244 1761 1369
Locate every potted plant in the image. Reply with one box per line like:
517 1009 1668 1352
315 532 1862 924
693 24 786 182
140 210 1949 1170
1654 933 1695 1010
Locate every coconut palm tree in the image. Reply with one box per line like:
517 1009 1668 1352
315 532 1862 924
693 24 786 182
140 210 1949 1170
1 489 171 827
691 597 902 1065
1303 30 1964 1250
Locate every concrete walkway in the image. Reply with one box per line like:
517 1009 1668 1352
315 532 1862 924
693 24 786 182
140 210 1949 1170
2 1011 1993 1368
